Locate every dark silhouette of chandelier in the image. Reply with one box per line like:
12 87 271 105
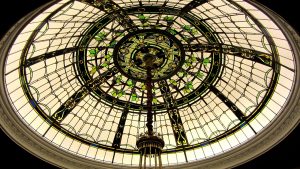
136 49 165 169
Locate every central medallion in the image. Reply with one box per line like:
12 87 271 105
133 46 165 69
114 29 185 82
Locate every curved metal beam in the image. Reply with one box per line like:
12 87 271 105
158 80 188 146
79 0 138 31
112 108 129 148
183 43 273 67
51 67 118 122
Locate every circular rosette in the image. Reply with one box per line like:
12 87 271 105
114 29 185 82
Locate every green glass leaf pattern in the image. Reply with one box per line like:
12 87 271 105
118 90 125 98
111 89 125 98
111 90 117 97
184 82 194 94
169 79 177 86
183 25 191 31
138 14 148 21
196 72 204 79
88 48 99 57
178 71 187 77
183 88 190 94
118 32 125 36
191 28 199 35
182 25 199 35
185 61 192 67
164 16 174 21
143 22 150 27
203 58 210 66
191 56 197 63
152 97 158 104
101 62 108 67
127 79 134 88
185 56 197 67
95 32 106 41
104 52 112 60
186 82 193 89
168 29 177 35
109 40 117 47
90 66 98 75
152 87 157 94
131 93 138 102
141 83 146 91
116 75 122 84
184 35 191 42
115 32 125 37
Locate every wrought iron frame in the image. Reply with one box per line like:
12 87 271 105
0 0 298 168
15 0 282 155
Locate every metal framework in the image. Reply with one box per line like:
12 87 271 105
1 0 298 168
16 0 282 154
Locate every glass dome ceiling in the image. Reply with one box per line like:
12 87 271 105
2 0 297 167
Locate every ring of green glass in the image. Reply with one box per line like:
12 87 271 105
114 29 185 82
74 9 223 112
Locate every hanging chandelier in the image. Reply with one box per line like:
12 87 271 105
137 131 164 169
135 44 165 169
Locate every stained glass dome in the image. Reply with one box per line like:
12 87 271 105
0 0 299 168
